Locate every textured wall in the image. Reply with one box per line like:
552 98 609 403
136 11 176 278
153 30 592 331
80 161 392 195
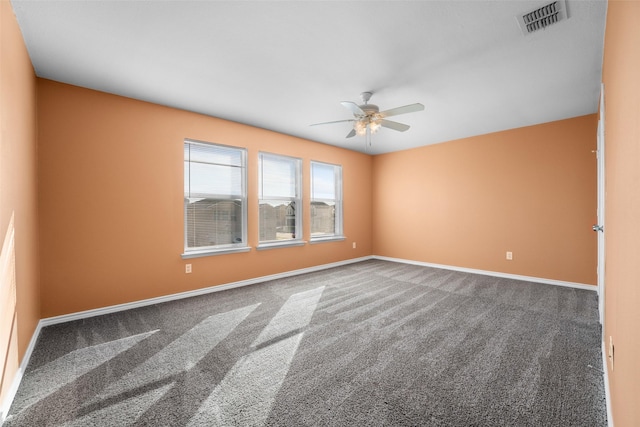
372 115 598 285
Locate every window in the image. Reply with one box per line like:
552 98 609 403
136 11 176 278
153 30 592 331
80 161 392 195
310 161 343 241
183 140 248 257
258 152 302 247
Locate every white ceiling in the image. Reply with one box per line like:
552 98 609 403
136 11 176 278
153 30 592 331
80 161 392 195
11 0 607 155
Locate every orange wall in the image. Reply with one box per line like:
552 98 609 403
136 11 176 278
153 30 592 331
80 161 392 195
37 79 373 317
0 0 40 407
602 1 640 425
1 0 629 420
373 115 598 285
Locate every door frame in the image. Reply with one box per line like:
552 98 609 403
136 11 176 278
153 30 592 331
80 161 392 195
597 83 606 324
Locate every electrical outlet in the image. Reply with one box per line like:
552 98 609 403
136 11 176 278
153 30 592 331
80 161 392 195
609 336 614 371
506 251 513 260
353 242 357 249
185 264 192 274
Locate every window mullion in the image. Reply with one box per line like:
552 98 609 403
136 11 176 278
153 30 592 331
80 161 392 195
258 152 302 244
183 140 247 256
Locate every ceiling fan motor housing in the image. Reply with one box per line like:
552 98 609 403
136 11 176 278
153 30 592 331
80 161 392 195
310 91 424 139
359 104 379 117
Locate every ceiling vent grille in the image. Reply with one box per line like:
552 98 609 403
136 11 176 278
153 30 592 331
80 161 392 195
517 0 567 35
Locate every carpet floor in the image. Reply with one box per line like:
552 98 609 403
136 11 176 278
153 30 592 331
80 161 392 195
3 260 607 426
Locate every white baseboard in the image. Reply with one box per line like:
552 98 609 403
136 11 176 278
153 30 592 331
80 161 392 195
0 255 373 422
602 339 614 427
39 256 373 328
0 254 598 423
373 255 597 292
0 320 43 424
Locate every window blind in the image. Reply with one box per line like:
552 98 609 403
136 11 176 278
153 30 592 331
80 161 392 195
184 140 247 251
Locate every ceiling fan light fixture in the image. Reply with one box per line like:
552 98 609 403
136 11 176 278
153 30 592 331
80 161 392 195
354 117 382 136
312 92 424 142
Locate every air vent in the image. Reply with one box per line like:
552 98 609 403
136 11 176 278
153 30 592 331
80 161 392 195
517 0 567 35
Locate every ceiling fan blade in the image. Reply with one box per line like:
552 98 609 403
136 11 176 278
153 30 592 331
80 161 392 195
346 129 356 138
379 103 425 118
380 119 410 132
310 119 355 127
340 101 365 117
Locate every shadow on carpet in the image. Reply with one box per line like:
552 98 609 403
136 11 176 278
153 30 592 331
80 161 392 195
4 260 607 426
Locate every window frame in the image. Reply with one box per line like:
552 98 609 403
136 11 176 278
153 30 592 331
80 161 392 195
182 139 249 259
310 160 345 243
257 152 305 250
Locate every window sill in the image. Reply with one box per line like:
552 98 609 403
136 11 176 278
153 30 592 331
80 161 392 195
256 240 307 251
181 246 251 259
310 235 346 244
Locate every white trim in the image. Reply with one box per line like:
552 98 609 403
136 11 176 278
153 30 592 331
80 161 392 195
0 254 600 422
256 240 306 251
183 139 249 257
181 246 251 259
11 259 595 334
597 82 606 323
310 160 343 237
309 235 346 244
39 256 374 327
602 338 614 427
0 255 372 421
373 256 597 292
0 213 17 424
0 320 43 424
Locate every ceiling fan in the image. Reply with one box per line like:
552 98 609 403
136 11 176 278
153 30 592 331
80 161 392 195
311 92 425 139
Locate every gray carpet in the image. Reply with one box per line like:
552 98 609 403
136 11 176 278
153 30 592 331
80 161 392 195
3 260 607 426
